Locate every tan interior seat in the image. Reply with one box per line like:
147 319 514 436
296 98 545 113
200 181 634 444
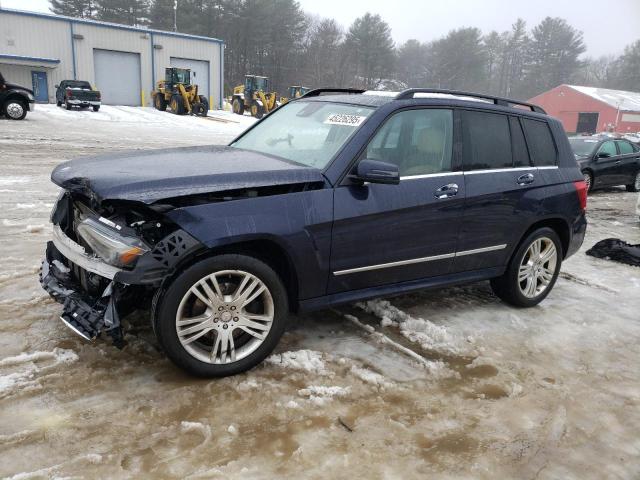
402 127 445 176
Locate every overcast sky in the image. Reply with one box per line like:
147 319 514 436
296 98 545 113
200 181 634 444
3 0 639 57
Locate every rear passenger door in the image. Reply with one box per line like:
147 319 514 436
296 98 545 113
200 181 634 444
453 110 540 273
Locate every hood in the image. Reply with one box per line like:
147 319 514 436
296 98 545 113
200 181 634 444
5 83 33 95
51 145 325 204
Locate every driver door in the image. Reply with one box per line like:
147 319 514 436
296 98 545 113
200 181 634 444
594 140 621 187
328 108 465 294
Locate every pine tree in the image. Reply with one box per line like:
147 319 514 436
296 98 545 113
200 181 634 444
50 0 95 18
94 0 149 26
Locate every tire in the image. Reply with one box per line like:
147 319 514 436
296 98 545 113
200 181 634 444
170 94 186 115
4 98 28 120
153 254 289 377
232 97 244 115
65 102 72 111
93 105 100 112
154 94 167 112
582 170 593 192
250 102 264 119
625 171 640 192
490 227 562 308
198 95 209 116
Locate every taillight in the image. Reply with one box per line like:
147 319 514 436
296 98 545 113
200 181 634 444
574 180 587 211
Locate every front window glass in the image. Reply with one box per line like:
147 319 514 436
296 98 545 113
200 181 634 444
231 101 374 169
569 138 599 157
365 109 453 176
598 141 617 157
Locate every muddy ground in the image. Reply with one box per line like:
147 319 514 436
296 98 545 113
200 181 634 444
0 105 639 479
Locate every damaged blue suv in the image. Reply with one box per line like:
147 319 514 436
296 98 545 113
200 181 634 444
40 88 587 377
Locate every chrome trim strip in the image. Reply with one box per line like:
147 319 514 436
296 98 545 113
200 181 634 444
455 244 507 257
400 171 460 180
52 225 121 279
59 315 94 341
464 167 535 175
537 166 559 170
333 244 507 276
333 252 456 276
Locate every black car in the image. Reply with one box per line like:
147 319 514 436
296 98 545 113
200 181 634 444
55 80 101 111
569 136 640 192
40 88 587 377
0 71 35 120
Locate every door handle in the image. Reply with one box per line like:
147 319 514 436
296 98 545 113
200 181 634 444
434 183 458 199
517 173 535 185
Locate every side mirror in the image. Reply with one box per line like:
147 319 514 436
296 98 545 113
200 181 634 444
54 84 59 89
351 159 400 185
597 152 611 159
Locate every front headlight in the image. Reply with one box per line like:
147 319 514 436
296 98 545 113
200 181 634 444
76 217 149 268
27 93 34 101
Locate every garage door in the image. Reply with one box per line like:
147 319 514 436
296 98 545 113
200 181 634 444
94 49 141 106
170 57 209 100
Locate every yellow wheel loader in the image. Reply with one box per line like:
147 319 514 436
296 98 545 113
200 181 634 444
231 75 279 119
280 85 310 104
152 67 209 116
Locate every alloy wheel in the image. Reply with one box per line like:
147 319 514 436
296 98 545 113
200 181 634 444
518 237 558 299
6 102 24 119
635 172 640 191
175 270 274 364
583 172 592 191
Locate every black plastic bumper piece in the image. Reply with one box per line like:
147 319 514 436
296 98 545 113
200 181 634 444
40 241 125 347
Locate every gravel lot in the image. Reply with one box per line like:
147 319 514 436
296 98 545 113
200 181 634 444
0 105 639 479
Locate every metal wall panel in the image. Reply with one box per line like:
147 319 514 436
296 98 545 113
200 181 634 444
93 49 141 106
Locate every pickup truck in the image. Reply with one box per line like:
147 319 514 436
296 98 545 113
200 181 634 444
0 71 35 120
55 80 101 111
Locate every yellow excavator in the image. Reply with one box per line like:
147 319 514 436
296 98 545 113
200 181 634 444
231 75 279 119
152 67 209 116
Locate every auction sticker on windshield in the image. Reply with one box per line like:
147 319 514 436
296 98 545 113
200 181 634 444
325 113 367 127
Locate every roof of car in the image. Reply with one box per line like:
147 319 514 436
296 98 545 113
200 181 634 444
300 89 548 117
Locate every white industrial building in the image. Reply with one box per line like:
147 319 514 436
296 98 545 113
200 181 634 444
0 8 224 108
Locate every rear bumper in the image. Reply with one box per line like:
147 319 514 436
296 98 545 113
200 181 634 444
66 100 101 106
566 212 587 259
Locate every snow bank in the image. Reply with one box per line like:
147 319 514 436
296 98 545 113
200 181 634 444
349 365 394 389
298 385 350 406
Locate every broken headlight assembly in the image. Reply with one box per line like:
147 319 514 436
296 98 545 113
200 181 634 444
76 217 149 268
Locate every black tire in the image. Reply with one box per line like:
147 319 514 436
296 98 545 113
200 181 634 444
582 170 593 192
154 94 167 112
93 105 100 112
232 97 244 115
625 171 640 192
251 102 264 119
65 102 72 111
490 227 562 308
170 94 186 115
197 95 209 116
4 98 28 120
153 254 289 377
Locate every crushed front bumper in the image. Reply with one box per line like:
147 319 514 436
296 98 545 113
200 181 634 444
40 241 126 346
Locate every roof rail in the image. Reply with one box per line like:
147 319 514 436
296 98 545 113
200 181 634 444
302 88 366 97
395 88 546 114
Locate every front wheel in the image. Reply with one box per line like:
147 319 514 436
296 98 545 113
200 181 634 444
490 227 562 308
583 171 593 192
65 102 72 111
153 254 288 377
232 97 244 115
626 171 640 192
93 105 100 112
4 99 27 120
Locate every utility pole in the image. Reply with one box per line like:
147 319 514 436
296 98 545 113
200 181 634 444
173 0 177 32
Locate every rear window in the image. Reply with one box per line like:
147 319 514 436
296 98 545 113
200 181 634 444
522 119 557 166
462 111 513 170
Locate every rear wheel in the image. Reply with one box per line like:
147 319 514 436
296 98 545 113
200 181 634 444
170 95 186 115
154 94 167 111
4 99 27 120
153 254 288 377
625 171 640 192
490 227 562 308
232 97 244 115
583 171 593 192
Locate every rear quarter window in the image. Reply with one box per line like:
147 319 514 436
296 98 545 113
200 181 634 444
522 119 557 166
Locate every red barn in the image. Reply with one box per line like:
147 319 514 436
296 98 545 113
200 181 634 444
528 84 640 135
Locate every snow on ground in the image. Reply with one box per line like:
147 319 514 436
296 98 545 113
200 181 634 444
0 106 639 478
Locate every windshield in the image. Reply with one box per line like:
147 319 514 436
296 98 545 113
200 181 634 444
231 101 374 168
569 137 599 157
